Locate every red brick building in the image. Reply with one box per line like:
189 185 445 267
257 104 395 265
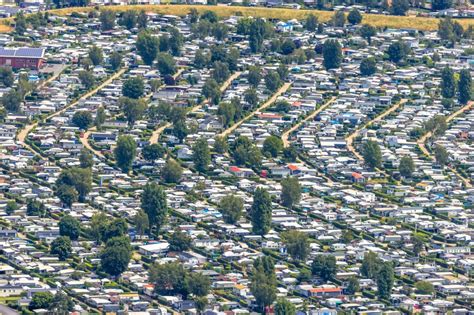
0 47 45 69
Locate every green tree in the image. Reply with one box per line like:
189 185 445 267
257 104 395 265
346 277 360 295
27 199 45 217
424 115 447 136
331 10 346 27
233 136 263 169
194 49 211 69
173 119 189 143
149 262 189 296
29 292 54 310
275 299 296 315
5 200 18 215
458 68 472 104
434 144 449 166
119 10 137 30
305 14 318 32
247 66 262 89
57 167 92 201
100 9 115 31
78 70 95 89
1 89 22 112
14 11 27 35
387 41 410 63
202 79 221 105
110 51 122 71
277 64 289 81
432 0 452 10
262 135 283 158
347 8 362 24
79 148 94 168
250 257 277 312
141 182 167 230
72 111 93 130
250 188 272 235
391 0 409 15
193 137 211 173
360 24 377 44
399 155 415 178
120 97 147 126
282 230 309 261
142 143 165 161
244 88 259 108
157 52 176 76
50 236 72 260
56 184 78 207
100 236 132 276
360 57 377 76
415 281 434 295
441 66 456 99
361 251 381 279
137 10 148 29
114 135 137 173
134 209 149 236
217 102 236 127
162 159 183 183
102 218 128 242
88 45 103 66
186 272 211 296
219 195 244 224
281 176 301 209
311 254 336 281
281 39 296 55
264 71 281 92
377 262 394 300
95 106 106 130
50 290 74 314
122 76 144 99
169 229 192 252
59 215 81 240
362 140 382 169
89 212 108 244
412 233 426 256
212 61 230 83
136 31 159 65
0 67 14 87
323 39 342 70
283 145 298 162
214 136 228 154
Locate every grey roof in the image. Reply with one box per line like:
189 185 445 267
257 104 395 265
0 47 44 58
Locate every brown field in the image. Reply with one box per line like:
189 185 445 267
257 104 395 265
51 4 474 31
1 4 473 32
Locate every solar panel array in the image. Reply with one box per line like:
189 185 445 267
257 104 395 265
0 47 44 58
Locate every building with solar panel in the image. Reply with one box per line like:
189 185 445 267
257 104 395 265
0 47 45 69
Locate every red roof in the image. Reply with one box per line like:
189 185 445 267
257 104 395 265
352 172 364 179
288 164 299 171
310 287 342 293
229 166 241 172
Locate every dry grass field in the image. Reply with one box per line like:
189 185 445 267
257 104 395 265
1 4 473 32
51 4 474 31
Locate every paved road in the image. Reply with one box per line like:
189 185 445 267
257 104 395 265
219 82 292 138
0 305 19 315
